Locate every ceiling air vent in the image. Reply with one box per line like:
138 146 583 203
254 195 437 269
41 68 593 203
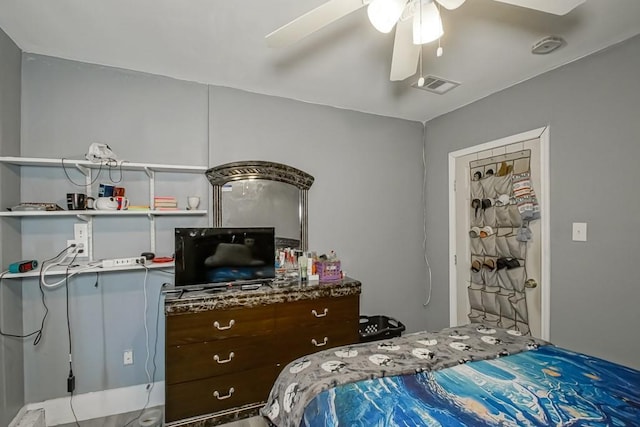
411 75 460 94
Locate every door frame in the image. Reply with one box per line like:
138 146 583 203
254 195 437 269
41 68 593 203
447 126 551 340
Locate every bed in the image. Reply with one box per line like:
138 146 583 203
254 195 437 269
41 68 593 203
260 324 640 426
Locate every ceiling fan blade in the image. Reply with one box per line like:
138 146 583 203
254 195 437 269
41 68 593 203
492 0 585 15
434 0 467 11
390 18 420 81
266 0 367 48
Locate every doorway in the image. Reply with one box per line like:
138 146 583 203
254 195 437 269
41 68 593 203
447 127 550 340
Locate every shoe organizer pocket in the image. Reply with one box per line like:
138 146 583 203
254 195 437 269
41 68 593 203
497 269 514 291
495 205 512 227
500 317 516 330
468 309 484 324
482 266 498 287
470 180 484 200
467 285 485 312
510 291 529 323
481 286 501 316
480 234 496 257
470 237 483 256
470 211 484 228
470 268 483 286
482 206 497 228
498 267 525 292
509 205 522 227
483 312 500 328
494 175 511 196
480 176 498 199
495 236 511 258
496 291 516 320
506 236 525 259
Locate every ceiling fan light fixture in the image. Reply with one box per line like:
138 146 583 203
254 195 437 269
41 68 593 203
367 0 406 33
435 0 466 10
413 1 444 45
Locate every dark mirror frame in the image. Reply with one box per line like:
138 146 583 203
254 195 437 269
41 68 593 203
205 161 314 251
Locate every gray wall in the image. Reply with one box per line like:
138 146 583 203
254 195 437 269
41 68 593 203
424 34 640 369
209 87 427 328
19 55 210 403
0 27 24 425
15 55 425 404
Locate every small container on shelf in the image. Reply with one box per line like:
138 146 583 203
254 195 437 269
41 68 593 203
317 260 341 282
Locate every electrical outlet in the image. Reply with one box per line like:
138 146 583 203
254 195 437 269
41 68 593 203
66 239 80 256
74 223 88 258
123 349 133 365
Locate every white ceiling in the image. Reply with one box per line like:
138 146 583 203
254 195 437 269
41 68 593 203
0 0 639 122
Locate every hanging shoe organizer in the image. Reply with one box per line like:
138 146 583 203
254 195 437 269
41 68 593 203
467 150 539 335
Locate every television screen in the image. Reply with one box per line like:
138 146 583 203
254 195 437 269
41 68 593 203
174 227 276 287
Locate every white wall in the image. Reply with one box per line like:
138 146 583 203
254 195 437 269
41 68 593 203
423 34 640 369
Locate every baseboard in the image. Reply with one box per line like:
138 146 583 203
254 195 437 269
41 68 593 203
9 409 45 427
8 406 29 427
24 381 164 426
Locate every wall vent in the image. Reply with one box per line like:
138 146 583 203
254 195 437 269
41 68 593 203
411 75 460 94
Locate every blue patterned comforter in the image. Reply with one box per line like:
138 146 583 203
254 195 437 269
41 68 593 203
302 345 640 426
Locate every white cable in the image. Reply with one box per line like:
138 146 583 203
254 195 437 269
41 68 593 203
40 256 101 289
142 266 152 387
422 122 433 307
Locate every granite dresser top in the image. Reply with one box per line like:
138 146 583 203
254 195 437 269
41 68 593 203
164 277 361 315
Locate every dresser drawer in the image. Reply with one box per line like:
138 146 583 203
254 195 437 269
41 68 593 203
166 335 277 385
166 304 275 345
277 322 359 365
275 295 359 330
165 365 276 422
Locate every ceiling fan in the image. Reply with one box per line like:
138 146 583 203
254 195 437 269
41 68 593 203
265 0 585 81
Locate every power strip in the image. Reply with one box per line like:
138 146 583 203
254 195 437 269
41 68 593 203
101 257 146 268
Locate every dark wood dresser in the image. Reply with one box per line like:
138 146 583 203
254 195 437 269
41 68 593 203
164 278 361 424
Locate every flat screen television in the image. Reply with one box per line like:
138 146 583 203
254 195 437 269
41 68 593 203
174 227 276 288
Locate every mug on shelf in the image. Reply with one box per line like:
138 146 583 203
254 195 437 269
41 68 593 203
67 193 87 210
115 196 129 210
114 186 126 197
95 196 118 210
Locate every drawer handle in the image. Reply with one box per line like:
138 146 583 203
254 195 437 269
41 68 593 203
213 387 235 400
311 308 329 318
213 319 235 330
312 337 329 347
213 352 235 364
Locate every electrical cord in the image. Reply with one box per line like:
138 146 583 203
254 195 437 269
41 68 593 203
422 122 433 307
122 275 164 427
65 258 81 427
61 157 125 187
40 245 101 289
0 244 74 344
61 158 103 187
142 267 152 386
0 270 45 342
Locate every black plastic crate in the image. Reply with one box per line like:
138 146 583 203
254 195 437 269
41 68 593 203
358 315 406 342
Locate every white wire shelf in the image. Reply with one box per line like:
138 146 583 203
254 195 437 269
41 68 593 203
0 209 207 218
3 260 175 279
0 156 208 173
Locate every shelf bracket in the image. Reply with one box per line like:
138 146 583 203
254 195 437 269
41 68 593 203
75 164 93 195
75 214 91 222
149 214 156 253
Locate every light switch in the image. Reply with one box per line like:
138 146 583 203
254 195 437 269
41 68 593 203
572 222 587 242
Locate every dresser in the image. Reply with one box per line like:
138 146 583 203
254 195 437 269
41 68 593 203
164 278 361 424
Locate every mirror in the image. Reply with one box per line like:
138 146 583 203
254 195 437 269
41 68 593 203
205 161 314 251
